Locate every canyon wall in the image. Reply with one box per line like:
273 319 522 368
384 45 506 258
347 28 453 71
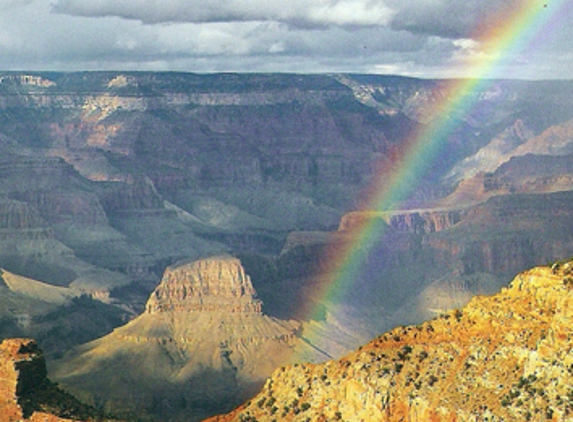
339 209 466 234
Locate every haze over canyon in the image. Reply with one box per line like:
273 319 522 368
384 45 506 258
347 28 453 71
1 72 573 420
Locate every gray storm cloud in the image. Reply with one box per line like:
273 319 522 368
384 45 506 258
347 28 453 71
51 0 533 39
0 0 570 78
1 0 34 10
387 0 568 40
52 0 395 27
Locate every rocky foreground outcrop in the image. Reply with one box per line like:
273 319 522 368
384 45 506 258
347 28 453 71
0 338 116 422
208 261 573 421
53 255 327 422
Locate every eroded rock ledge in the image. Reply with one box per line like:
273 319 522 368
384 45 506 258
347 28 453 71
0 338 114 422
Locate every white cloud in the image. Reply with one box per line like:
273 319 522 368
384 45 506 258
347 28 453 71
387 0 508 39
268 42 285 54
452 39 478 50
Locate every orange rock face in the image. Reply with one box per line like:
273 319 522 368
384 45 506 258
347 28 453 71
0 339 117 422
0 339 45 421
0 339 77 422
207 263 573 421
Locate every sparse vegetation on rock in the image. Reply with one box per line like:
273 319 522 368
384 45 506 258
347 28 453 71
206 264 573 421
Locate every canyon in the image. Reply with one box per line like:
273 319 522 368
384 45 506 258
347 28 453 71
1 72 573 419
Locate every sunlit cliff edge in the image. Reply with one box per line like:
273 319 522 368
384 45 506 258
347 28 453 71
0 338 118 422
207 261 573 421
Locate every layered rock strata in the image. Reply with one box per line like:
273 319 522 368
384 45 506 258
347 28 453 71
146 256 261 314
339 209 467 234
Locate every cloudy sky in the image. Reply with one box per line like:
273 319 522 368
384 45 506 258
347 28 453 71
1 0 572 79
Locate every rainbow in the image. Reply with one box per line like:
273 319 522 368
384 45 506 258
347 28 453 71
297 0 570 351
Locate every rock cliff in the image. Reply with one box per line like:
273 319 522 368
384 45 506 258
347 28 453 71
443 118 573 204
53 256 327 422
0 199 45 230
208 262 573 421
339 209 466 234
98 177 164 216
0 197 132 293
0 156 75 193
0 338 116 422
445 119 535 185
146 256 262 314
14 191 108 226
337 190 573 281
